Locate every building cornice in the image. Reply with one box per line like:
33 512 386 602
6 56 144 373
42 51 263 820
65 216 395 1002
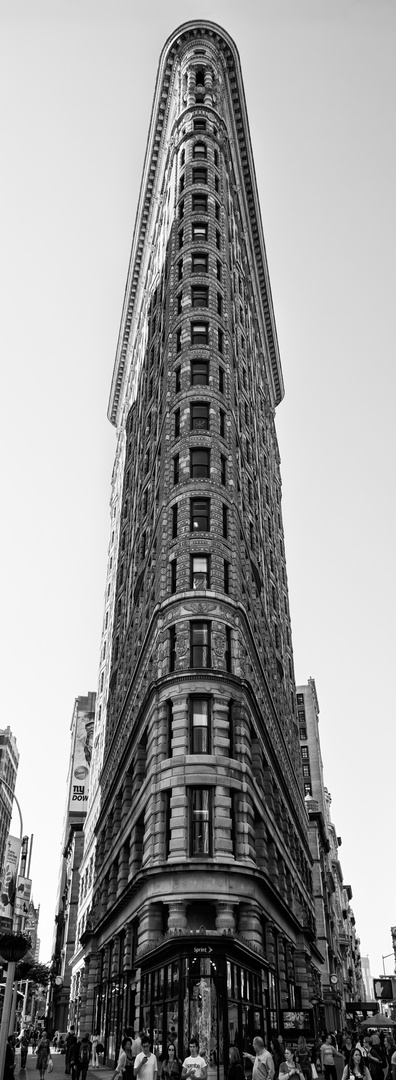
107 19 284 428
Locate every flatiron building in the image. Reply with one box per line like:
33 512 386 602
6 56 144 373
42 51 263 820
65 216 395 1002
74 20 323 1069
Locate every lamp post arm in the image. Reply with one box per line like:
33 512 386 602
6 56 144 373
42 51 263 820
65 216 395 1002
0 779 23 839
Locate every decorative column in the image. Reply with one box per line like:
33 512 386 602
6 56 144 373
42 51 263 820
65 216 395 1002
121 770 133 826
267 839 279 888
277 936 288 1008
137 902 163 956
294 947 311 1008
204 69 213 107
266 922 277 968
117 841 130 896
124 923 134 970
167 901 188 932
238 902 263 953
108 857 118 906
215 902 236 933
113 791 122 838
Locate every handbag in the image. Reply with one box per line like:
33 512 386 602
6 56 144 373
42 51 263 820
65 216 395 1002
312 1067 318 1080
47 1062 54 1074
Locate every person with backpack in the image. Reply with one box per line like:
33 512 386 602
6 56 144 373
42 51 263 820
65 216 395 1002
72 1033 92 1080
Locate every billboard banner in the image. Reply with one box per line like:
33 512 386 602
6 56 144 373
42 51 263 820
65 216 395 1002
69 705 94 812
14 876 32 918
0 834 21 923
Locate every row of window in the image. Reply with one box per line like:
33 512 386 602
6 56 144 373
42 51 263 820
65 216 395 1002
178 252 222 279
167 695 232 756
171 498 229 537
178 223 221 249
177 285 223 313
169 620 231 672
174 402 226 436
170 554 230 595
179 192 221 217
173 448 227 484
176 322 224 352
175 359 224 389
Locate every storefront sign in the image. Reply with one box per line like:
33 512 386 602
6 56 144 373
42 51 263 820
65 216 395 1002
194 946 213 954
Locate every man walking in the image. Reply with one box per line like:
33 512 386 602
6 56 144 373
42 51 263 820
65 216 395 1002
72 1033 92 1080
134 1035 158 1080
244 1037 275 1080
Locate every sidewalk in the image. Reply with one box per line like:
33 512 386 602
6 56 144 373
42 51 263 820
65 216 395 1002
17 1049 113 1079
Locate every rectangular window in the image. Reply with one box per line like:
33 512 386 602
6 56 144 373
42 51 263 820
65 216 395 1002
215 175 219 193
217 293 223 316
179 199 184 220
167 699 173 757
191 498 210 532
193 167 208 185
221 455 226 485
192 252 208 273
191 285 209 308
175 366 181 393
177 293 182 315
194 119 207 131
190 697 210 753
190 448 210 478
191 402 209 430
301 746 309 761
220 408 225 438
225 626 232 672
173 454 179 484
190 788 211 856
216 259 222 282
214 149 219 166
176 329 182 354
191 554 210 590
193 141 207 158
192 222 208 241
170 559 177 594
219 365 225 392
191 359 209 385
169 625 177 672
300 727 307 741
304 782 312 797
172 504 178 539
192 193 208 213
216 229 221 250
178 259 183 281
174 408 180 438
224 560 230 594
190 621 211 668
222 504 228 539
302 764 310 778
296 694 305 706
178 229 184 250
215 202 220 221
191 322 209 346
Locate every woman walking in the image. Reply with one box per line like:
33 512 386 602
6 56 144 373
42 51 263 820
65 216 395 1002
226 1048 244 1080
36 1031 52 1080
341 1048 370 1080
118 1037 135 1080
279 1049 304 1080
296 1039 312 1080
320 1037 337 1080
162 1044 183 1080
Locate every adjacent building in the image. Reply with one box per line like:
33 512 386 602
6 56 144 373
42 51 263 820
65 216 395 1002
297 679 364 1030
74 19 326 1069
0 727 19 883
47 692 95 1034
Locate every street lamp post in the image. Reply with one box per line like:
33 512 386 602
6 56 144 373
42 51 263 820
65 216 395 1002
382 953 394 975
0 780 29 1080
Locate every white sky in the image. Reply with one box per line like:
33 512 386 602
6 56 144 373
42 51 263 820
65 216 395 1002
1 0 395 982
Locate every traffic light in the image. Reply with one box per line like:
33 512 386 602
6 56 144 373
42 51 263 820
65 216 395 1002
373 978 393 1000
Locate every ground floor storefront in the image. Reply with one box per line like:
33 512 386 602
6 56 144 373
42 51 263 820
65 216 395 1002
92 934 315 1075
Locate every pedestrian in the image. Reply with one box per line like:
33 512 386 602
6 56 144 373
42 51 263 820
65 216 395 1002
72 1033 92 1080
162 1044 183 1080
343 1039 354 1066
20 1032 29 1069
384 1037 396 1080
341 1048 370 1080
118 1038 136 1080
36 1032 52 1080
270 1040 284 1080
227 1048 244 1080
5 1035 16 1080
320 1037 338 1080
279 1050 303 1080
134 1036 158 1080
181 1037 207 1080
66 1028 77 1075
91 1033 100 1069
243 1038 275 1080
367 1037 386 1080
296 1038 313 1080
